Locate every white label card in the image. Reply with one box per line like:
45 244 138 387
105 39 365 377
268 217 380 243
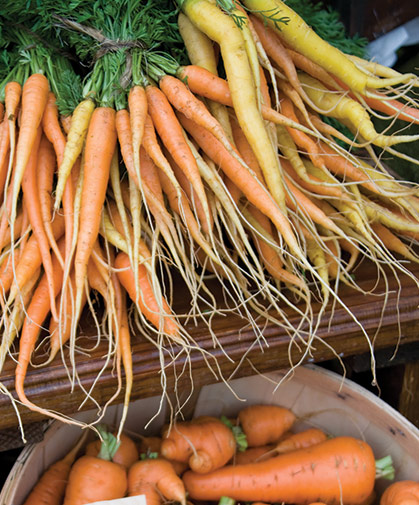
88 495 147 505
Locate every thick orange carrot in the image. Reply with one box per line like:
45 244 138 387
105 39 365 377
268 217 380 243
238 405 296 447
183 436 377 505
85 432 139 469
161 416 236 474
380 480 419 505
114 251 179 336
128 458 186 505
63 454 127 505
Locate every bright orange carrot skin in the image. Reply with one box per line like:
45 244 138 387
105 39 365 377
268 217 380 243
63 455 127 505
161 416 236 474
380 481 419 505
274 428 327 453
22 458 71 505
85 432 139 469
128 458 186 505
74 107 116 296
114 251 179 336
238 405 296 447
183 436 376 505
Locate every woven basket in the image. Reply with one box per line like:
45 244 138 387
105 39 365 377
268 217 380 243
1 364 418 505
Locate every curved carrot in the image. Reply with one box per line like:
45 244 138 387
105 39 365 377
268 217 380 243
145 84 211 231
183 436 377 504
14 239 65 414
177 112 303 261
7 214 65 305
274 427 328 454
114 251 179 336
22 129 60 321
128 458 186 505
161 416 236 474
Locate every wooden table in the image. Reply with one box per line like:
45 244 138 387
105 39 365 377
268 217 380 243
0 260 418 430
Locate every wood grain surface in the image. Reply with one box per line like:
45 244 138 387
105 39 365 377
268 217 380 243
0 259 418 430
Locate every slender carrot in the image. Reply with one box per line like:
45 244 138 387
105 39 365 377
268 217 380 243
3 81 21 188
14 239 65 416
114 251 179 336
145 84 211 232
73 106 117 333
22 128 60 321
128 84 148 182
22 432 87 505
10 73 49 227
55 98 95 211
7 214 65 305
177 112 303 260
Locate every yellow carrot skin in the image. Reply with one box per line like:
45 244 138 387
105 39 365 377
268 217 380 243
299 73 419 148
181 0 287 215
54 98 95 211
242 0 418 93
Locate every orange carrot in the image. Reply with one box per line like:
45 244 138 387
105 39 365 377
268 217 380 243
145 84 211 230
85 432 139 469
22 433 87 505
10 73 49 226
114 251 179 336
182 436 377 505
274 427 328 454
73 107 116 328
279 94 326 170
128 458 187 505
7 214 65 304
177 112 303 259
3 81 21 176
380 480 419 505
22 128 60 321
160 416 236 474
238 405 296 447
63 454 127 505
364 93 419 124
14 239 65 414
128 84 148 181
0 119 10 199
234 445 276 465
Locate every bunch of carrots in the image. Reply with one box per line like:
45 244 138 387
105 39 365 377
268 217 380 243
21 403 419 505
0 0 418 436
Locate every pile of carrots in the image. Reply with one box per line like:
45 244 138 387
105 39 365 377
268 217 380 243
21 403 419 505
0 0 419 435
